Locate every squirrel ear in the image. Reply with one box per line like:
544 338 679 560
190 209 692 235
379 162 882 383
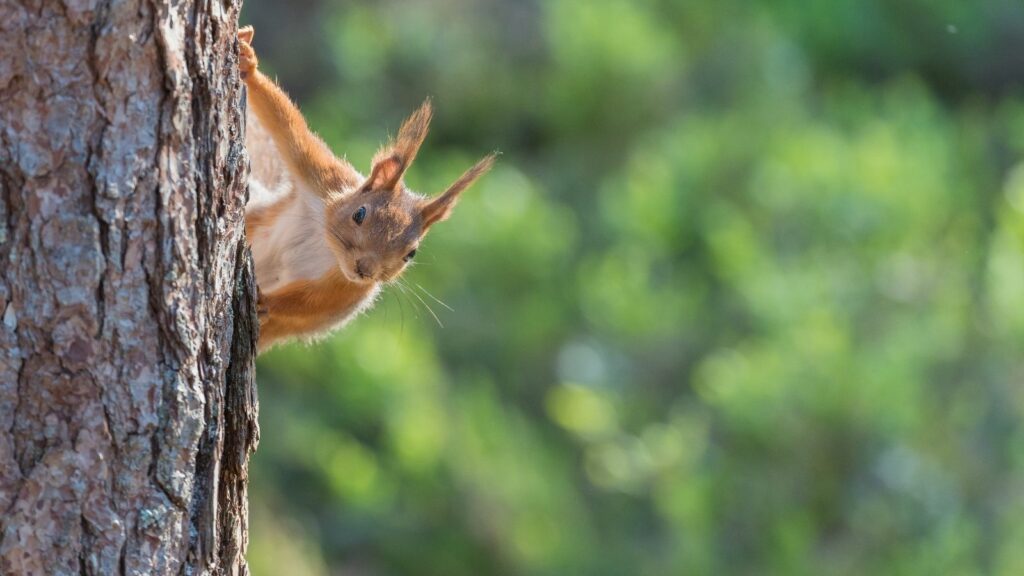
421 153 498 228
365 153 404 192
366 99 433 192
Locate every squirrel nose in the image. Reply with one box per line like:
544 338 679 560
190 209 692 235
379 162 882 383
355 259 372 279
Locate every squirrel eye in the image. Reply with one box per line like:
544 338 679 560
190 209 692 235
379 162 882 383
404 249 417 262
353 206 366 225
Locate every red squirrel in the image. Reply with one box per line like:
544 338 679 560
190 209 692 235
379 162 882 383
238 27 495 352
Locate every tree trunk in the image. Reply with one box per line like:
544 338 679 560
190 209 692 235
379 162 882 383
0 0 258 574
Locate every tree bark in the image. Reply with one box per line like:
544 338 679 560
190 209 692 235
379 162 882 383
0 0 258 575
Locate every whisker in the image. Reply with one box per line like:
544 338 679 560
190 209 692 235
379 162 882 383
391 282 407 332
402 282 426 319
405 281 443 328
414 282 453 312
382 286 395 321
393 280 422 319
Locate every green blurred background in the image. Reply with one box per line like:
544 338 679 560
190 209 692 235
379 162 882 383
241 1 1024 574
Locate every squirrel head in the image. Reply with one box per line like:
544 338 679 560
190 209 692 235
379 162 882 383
325 100 496 285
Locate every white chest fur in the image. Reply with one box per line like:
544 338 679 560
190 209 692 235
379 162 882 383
247 187 337 293
245 109 340 294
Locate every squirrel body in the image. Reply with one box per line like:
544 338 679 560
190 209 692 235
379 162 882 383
238 27 494 352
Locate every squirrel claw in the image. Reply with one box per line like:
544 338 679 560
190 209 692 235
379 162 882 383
239 25 254 43
256 284 269 321
238 26 257 79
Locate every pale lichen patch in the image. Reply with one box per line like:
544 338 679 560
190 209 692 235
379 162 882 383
2 302 15 331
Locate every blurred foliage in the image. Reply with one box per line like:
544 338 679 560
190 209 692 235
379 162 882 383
241 0 1024 574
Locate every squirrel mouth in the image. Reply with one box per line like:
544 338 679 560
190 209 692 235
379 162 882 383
339 265 362 283
342 265 373 284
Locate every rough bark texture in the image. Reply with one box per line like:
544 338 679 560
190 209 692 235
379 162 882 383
0 0 258 574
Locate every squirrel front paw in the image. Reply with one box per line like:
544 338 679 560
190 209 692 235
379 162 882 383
238 26 258 79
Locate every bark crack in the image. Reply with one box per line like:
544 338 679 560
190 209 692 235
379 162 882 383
79 513 90 576
86 143 110 339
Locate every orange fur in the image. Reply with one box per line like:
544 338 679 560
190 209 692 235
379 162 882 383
256 269 377 352
239 27 359 196
246 72 361 195
245 189 296 239
239 26 495 352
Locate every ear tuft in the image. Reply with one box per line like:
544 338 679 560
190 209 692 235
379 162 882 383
421 152 498 227
394 98 432 167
